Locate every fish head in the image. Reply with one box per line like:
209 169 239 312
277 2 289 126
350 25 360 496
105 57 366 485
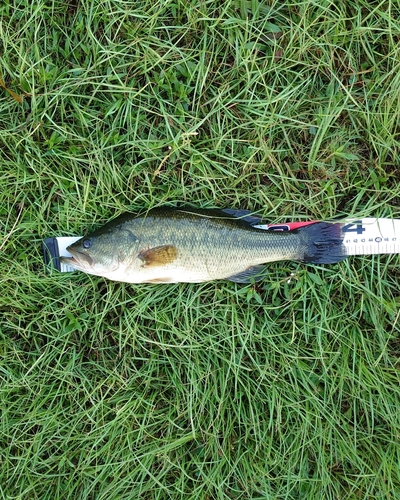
61 227 140 277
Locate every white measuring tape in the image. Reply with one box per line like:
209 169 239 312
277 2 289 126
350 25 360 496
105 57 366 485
255 218 400 256
43 218 400 272
338 218 400 255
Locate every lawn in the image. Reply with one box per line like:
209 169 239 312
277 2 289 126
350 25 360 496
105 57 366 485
1 0 400 498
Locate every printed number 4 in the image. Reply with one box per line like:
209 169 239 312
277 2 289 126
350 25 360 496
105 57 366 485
342 221 365 234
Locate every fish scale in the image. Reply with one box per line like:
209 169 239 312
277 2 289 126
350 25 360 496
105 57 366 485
100 210 302 281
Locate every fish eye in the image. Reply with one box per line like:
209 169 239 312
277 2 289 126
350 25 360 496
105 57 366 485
82 239 92 249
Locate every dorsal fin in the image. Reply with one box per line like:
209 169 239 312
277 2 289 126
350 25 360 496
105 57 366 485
220 209 262 225
174 207 262 225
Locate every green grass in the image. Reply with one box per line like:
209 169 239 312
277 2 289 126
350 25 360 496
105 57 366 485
1 0 400 498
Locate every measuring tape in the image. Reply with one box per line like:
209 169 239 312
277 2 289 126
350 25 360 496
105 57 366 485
255 218 400 256
43 236 82 273
43 218 400 273
340 218 400 255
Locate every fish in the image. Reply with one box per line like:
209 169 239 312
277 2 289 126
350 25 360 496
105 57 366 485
60 207 347 283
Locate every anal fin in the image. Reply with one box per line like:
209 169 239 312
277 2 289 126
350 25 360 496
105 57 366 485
226 265 266 283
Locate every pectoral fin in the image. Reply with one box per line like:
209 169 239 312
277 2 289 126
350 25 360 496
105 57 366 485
138 245 178 267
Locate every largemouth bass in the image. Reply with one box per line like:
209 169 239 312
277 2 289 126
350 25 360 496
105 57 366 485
60 207 347 283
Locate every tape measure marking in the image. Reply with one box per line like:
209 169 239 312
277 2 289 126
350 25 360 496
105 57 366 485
341 218 400 255
255 218 400 256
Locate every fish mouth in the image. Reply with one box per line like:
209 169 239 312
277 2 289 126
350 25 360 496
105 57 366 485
60 250 94 270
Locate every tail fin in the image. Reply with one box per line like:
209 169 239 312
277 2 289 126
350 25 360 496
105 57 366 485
298 222 347 264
